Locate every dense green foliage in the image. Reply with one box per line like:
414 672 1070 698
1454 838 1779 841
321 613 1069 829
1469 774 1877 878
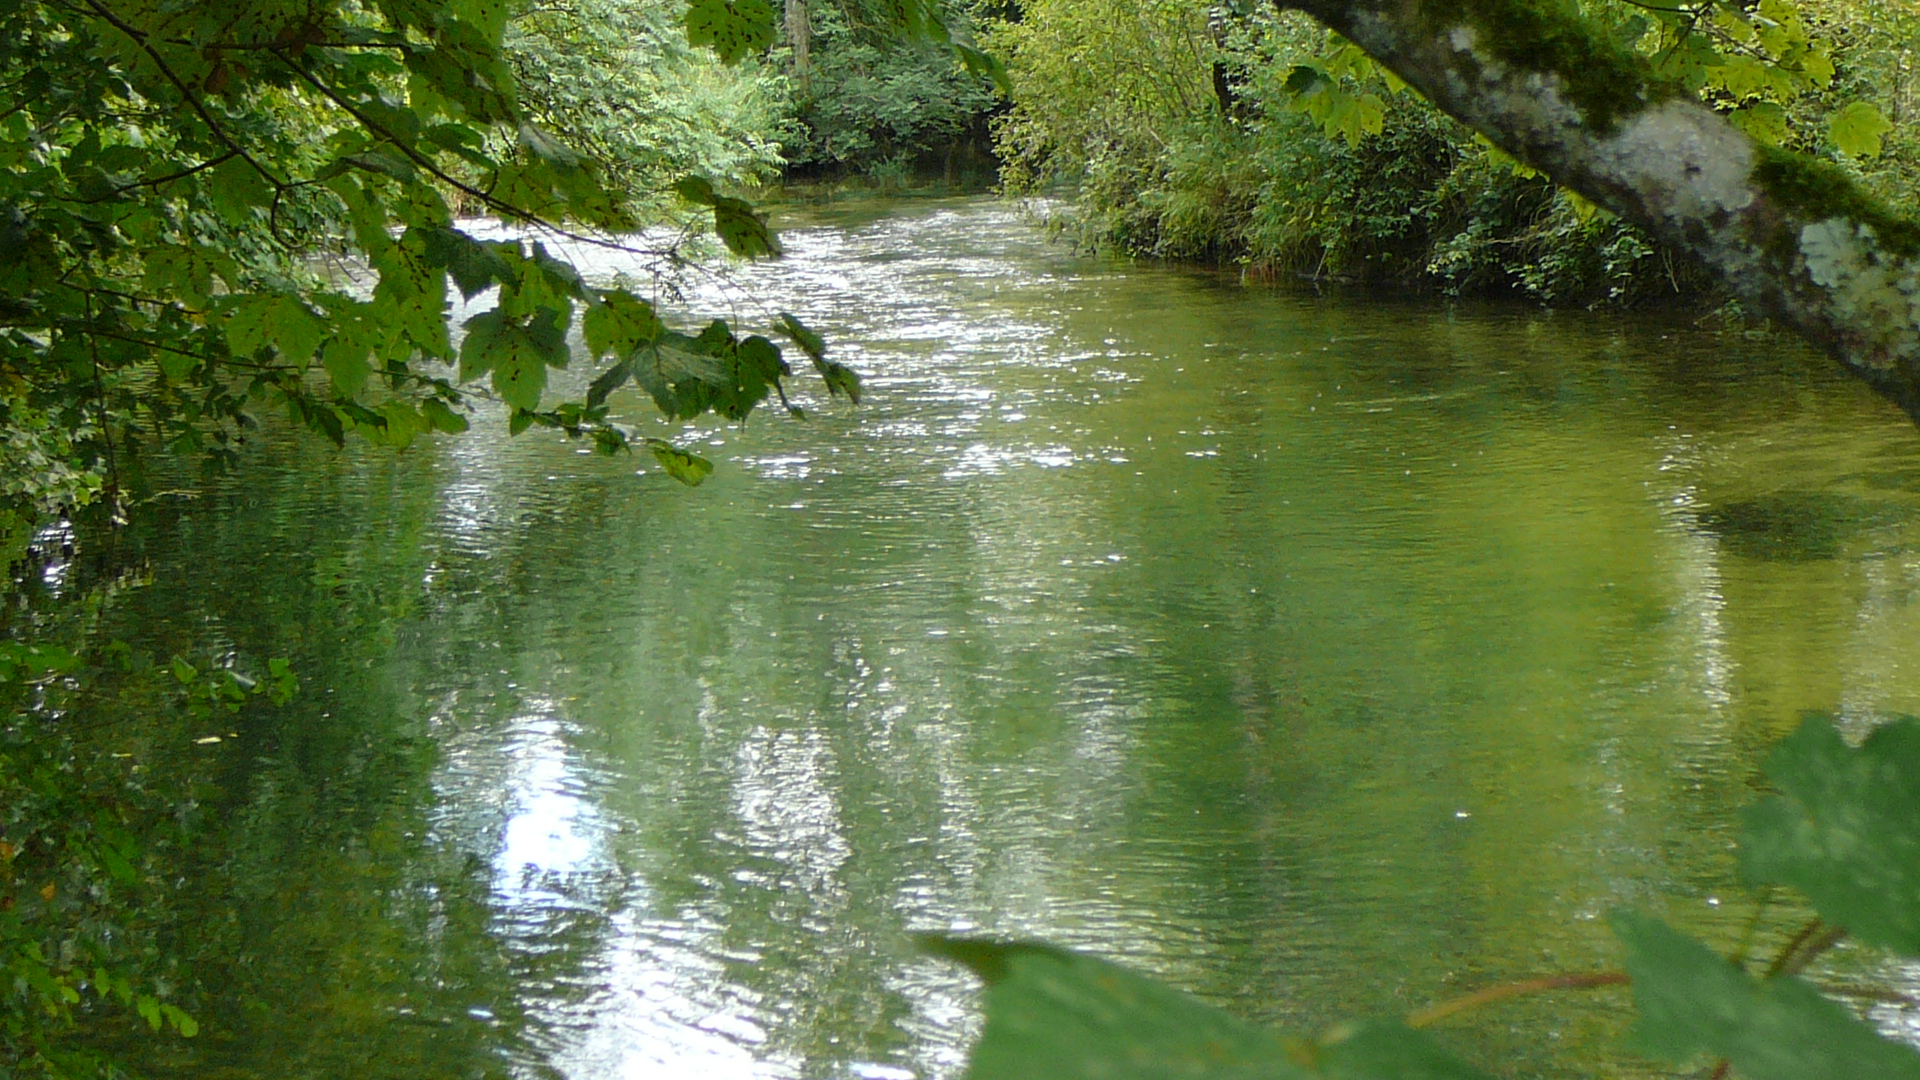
508 0 793 203
928 714 1920 1080
781 1 1000 184
0 0 859 560
988 0 1917 303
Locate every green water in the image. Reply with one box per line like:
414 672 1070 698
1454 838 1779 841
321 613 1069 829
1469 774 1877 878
59 197 1920 1078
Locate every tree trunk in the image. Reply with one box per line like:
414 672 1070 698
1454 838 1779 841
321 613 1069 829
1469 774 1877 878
786 0 810 92
1209 6 1246 119
1280 0 1920 421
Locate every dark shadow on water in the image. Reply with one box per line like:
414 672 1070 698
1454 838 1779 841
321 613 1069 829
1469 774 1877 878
1696 491 1910 561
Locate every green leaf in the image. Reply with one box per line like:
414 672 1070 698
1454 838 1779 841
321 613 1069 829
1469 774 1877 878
923 938 1487 1080
266 657 298 704
322 336 375 397
1612 910 1920 1080
529 244 587 299
673 175 718 206
1285 64 1330 95
683 0 776 64
404 29 519 124
422 397 469 434
1730 101 1792 146
221 293 327 365
93 841 136 884
630 336 727 418
370 238 452 356
713 194 780 257
337 148 420 183
923 937 1309 1080
755 311 859 401
583 291 664 360
646 438 714 486
459 309 508 380
459 307 567 411
377 401 426 449
158 1004 198 1038
736 335 788 379
1316 1021 1493 1080
776 311 825 360
517 121 582 169
675 182 778 257
816 359 861 404
955 43 1011 96
586 360 632 409
494 338 554 411
1830 101 1893 160
420 122 497 169
143 245 229 309
416 226 514 299
1709 55 1772 98
1741 715 1920 951
205 156 274 227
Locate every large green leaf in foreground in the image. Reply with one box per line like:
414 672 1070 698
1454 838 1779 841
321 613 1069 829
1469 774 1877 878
1613 911 1920 1080
1741 715 1920 951
921 937 1489 1080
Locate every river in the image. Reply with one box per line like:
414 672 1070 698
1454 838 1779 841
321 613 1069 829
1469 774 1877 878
65 196 1920 1078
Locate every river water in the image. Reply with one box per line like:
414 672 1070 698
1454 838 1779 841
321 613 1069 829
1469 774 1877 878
75 197 1920 1078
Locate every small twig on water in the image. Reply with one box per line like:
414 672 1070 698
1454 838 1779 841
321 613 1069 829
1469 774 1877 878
1405 972 1631 1029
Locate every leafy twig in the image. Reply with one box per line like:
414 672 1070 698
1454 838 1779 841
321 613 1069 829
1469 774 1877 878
272 49 677 259
78 0 289 192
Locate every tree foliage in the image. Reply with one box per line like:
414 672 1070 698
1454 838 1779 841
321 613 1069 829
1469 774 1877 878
508 0 793 204
0 0 865 551
988 0 1914 304
782 0 1000 181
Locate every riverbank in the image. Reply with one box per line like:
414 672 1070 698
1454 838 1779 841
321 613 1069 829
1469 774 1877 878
984 1 1919 311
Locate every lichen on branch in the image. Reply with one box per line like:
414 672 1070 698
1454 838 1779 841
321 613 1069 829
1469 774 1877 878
1275 0 1920 420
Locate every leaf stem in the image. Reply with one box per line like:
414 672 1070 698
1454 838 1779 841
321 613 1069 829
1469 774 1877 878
1405 972 1630 1028
1781 924 1849 978
1764 918 1847 979
1727 886 1773 968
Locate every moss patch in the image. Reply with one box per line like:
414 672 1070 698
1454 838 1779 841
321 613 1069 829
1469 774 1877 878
1419 0 1675 132
1753 146 1920 259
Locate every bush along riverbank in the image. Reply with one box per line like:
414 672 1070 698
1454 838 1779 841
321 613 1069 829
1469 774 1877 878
985 0 1920 308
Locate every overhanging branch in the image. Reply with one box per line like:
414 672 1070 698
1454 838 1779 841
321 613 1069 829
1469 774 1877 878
1277 0 1920 421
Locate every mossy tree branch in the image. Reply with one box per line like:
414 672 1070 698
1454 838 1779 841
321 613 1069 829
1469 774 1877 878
1277 0 1920 420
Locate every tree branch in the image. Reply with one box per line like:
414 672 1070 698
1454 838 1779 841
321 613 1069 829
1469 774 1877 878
78 0 288 192
68 150 241 203
1277 0 1920 421
272 50 678 260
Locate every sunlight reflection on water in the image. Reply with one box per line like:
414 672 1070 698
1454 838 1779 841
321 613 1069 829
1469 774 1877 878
388 197 1920 1080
